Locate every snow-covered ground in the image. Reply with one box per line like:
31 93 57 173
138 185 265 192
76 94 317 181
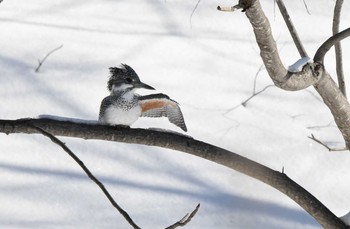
0 0 350 228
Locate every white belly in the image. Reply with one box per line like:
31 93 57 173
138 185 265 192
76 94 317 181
101 105 141 126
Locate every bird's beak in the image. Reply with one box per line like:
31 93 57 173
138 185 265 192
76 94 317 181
134 82 155 90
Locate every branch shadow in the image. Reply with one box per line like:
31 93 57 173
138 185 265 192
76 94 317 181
0 161 319 228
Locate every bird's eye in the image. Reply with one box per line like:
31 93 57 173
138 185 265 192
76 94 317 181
126 78 132 83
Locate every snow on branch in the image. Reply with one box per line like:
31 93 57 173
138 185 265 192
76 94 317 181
288 57 312 73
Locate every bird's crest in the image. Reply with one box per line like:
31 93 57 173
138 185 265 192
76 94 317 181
107 64 140 91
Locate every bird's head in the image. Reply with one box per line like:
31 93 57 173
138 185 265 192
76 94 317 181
107 64 155 93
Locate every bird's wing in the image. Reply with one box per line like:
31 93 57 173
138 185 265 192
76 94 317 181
139 94 187 132
98 96 113 122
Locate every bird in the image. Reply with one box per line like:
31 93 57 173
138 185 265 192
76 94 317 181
98 64 187 132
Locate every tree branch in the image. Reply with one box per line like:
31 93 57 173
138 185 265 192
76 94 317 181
332 0 346 97
165 204 200 229
308 134 347 152
0 117 348 228
275 0 308 57
35 44 63 72
223 85 274 115
29 125 142 229
314 27 350 64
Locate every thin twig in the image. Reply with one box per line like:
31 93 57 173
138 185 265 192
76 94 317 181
224 63 273 115
253 64 265 94
165 204 200 229
190 0 201 28
223 85 274 115
35 44 63 72
242 85 274 107
332 0 346 97
276 0 308 57
307 120 334 130
302 0 310 15
308 134 347 152
314 27 350 64
30 125 141 229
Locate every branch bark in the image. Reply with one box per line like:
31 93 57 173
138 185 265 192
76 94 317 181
333 0 346 97
314 27 350 64
0 118 348 228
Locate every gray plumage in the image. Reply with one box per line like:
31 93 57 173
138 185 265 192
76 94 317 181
139 94 187 132
99 64 187 132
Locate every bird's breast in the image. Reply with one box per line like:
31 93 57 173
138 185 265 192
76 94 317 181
103 104 141 126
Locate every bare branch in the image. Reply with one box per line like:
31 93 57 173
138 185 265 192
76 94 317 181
242 85 274 107
308 134 347 152
35 44 63 72
302 0 310 15
29 125 141 229
332 0 346 97
276 0 308 57
190 0 201 27
224 85 274 115
306 120 334 130
314 27 350 64
0 117 348 228
165 204 200 229
224 64 272 115
252 64 265 94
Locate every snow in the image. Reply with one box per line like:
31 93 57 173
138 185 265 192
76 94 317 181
288 57 312 72
0 0 350 228
38 115 99 124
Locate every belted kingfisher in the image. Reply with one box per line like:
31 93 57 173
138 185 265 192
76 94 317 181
98 64 187 132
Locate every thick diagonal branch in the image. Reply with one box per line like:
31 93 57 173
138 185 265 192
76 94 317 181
0 118 348 228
